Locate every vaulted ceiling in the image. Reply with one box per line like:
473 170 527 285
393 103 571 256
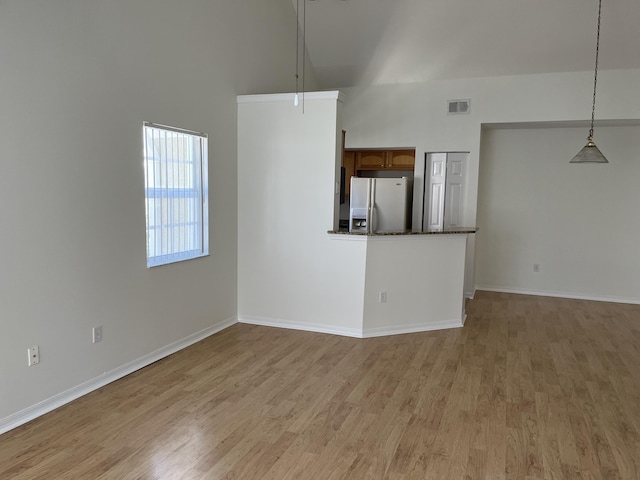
295 0 640 89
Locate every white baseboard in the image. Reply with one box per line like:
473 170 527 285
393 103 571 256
239 314 464 339
238 315 363 338
465 289 476 300
362 318 464 338
475 285 640 305
0 316 237 436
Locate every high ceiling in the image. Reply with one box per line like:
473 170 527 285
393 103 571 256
295 0 640 89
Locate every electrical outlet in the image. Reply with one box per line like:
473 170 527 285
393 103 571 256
28 346 40 366
379 291 387 303
92 326 102 344
533 263 540 273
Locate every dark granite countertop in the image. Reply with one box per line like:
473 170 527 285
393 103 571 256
328 227 477 236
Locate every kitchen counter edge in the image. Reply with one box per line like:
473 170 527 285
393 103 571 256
327 227 478 236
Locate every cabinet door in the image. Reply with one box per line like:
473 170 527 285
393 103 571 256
343 150 356 197
387 150 415 169
356 151 386 169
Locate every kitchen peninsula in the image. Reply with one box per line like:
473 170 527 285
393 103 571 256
238 91 476 340
328 228 477 337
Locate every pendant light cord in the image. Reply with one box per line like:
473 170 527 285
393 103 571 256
302 0 306 113
295 0 299 98
589 0 603 140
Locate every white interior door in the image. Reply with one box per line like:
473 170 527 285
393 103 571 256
424 153 447 230
444 152 468 228
423 152 468 231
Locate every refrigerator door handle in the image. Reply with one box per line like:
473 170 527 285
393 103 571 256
370 205 377 233
369 179 376 233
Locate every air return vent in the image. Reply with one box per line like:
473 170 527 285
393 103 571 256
447 99 470 115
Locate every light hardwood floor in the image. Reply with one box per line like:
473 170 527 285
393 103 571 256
1 292 639 479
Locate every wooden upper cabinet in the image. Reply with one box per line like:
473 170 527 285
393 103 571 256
353 149 415 171
356 151 387 169
388 150 415 169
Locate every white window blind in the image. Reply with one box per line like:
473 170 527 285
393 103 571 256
143 122 209 267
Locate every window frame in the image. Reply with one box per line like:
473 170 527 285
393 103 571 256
143 122 209 268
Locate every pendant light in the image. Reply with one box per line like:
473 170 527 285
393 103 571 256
294 0 306 111
294 0 300 106
571 0 608 163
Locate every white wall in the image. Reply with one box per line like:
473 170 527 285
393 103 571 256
476 125 640 303
341 68 640 300
362 235 467 337
237 93 367 337
0 0 304 430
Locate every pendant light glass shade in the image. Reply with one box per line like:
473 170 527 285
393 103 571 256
571 0 609 164
570 138 608 163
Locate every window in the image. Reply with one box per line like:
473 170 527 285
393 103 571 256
143 122 209 267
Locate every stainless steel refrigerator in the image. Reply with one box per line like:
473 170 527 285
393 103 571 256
349 177 411 233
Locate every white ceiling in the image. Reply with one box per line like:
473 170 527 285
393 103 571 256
295 0 640 89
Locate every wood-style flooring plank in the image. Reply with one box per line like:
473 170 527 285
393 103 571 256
1 292 640 479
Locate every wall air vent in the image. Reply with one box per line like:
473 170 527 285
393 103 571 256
447 99 470 115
